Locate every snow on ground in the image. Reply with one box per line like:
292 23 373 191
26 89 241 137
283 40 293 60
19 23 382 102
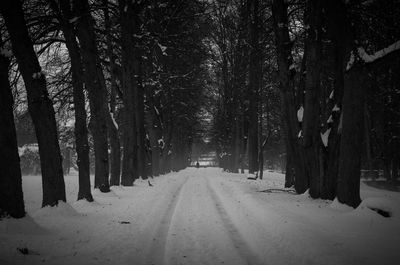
1 168 399 265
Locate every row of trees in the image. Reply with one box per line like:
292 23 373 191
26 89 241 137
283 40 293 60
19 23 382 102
209 0 283 177
210 0 400 207
1 0 399 218
1 0 209 218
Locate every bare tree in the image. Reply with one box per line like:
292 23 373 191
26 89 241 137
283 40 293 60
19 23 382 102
0 0 66 207
73 0 110 192
0 31 25 217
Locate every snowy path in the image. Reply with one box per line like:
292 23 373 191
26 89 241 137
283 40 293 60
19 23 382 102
163 171 262 265
1 168 400 265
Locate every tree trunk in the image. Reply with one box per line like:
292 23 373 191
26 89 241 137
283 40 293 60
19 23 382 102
232 117 241 173
119 0 139 185
321 0 349 200
108 111 121 186
50 0 93 201
334 4 400 208
73 0 110 192
121 105 137 185
103 0 121 186
69 54 93 199
240 111 246 174
135 61 147 179
383 158 391 180
258 95 264 179
272 0 307 193
148 90 163 177
1 0 66 207
247 0 260 174
0 34 25 218
363 103 376 180
302 0 322 198
284 146 294 188
337 67 364 208
391 158 399 181
161 113 174 174
49 0 94 201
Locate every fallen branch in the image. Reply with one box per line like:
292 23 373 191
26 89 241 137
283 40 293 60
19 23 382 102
258 188 296 194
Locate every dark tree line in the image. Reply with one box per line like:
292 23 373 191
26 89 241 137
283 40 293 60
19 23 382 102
210 0 400 207
273 0 400 207
0 0 209 218
1 0 399 218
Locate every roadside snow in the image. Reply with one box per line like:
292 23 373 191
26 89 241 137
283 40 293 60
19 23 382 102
1 168 399 265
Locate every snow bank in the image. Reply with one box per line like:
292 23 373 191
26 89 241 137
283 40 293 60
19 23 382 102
356 197 396 217
32 201 80 218
330 198 353 212
0 215 47 235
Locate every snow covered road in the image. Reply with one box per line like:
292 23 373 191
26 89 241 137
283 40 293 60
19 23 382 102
1 168 400 265
163 170 263 265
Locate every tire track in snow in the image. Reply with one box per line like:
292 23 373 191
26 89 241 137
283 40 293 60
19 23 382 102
207 174 317 265
144 174 190 265
205 176 265 265
207 172 365 265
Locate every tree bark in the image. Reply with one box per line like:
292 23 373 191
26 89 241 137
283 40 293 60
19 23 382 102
337 67 364 208
284 146 295 188
258 91 264 179
363 103 376 179
51 0 93 201
272 0 307 193
0 34 25 218
258 126 264 179
1 0 66 207
335 9 400 208
302 0 322 198
135 60 147 179
73 0 110 192
108 100 121 186
147 89 163 177
232 117 241 173
321 0 349 200
383 158 391 180
247 0 260 174
161 105 174 174
119 0 139 185
392 158 399 182
103 0 121 186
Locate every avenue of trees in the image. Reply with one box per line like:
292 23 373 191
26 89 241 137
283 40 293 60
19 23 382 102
0 0 399 218
209 0 400 208
1 0 209 218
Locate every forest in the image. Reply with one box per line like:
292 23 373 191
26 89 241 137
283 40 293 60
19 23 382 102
1 0 399 220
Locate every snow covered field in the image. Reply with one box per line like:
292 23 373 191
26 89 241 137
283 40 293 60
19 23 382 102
1 168 399 265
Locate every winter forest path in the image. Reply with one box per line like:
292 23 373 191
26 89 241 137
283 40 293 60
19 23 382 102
136 168 370 265
152 170 263 265
4 168 399 265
